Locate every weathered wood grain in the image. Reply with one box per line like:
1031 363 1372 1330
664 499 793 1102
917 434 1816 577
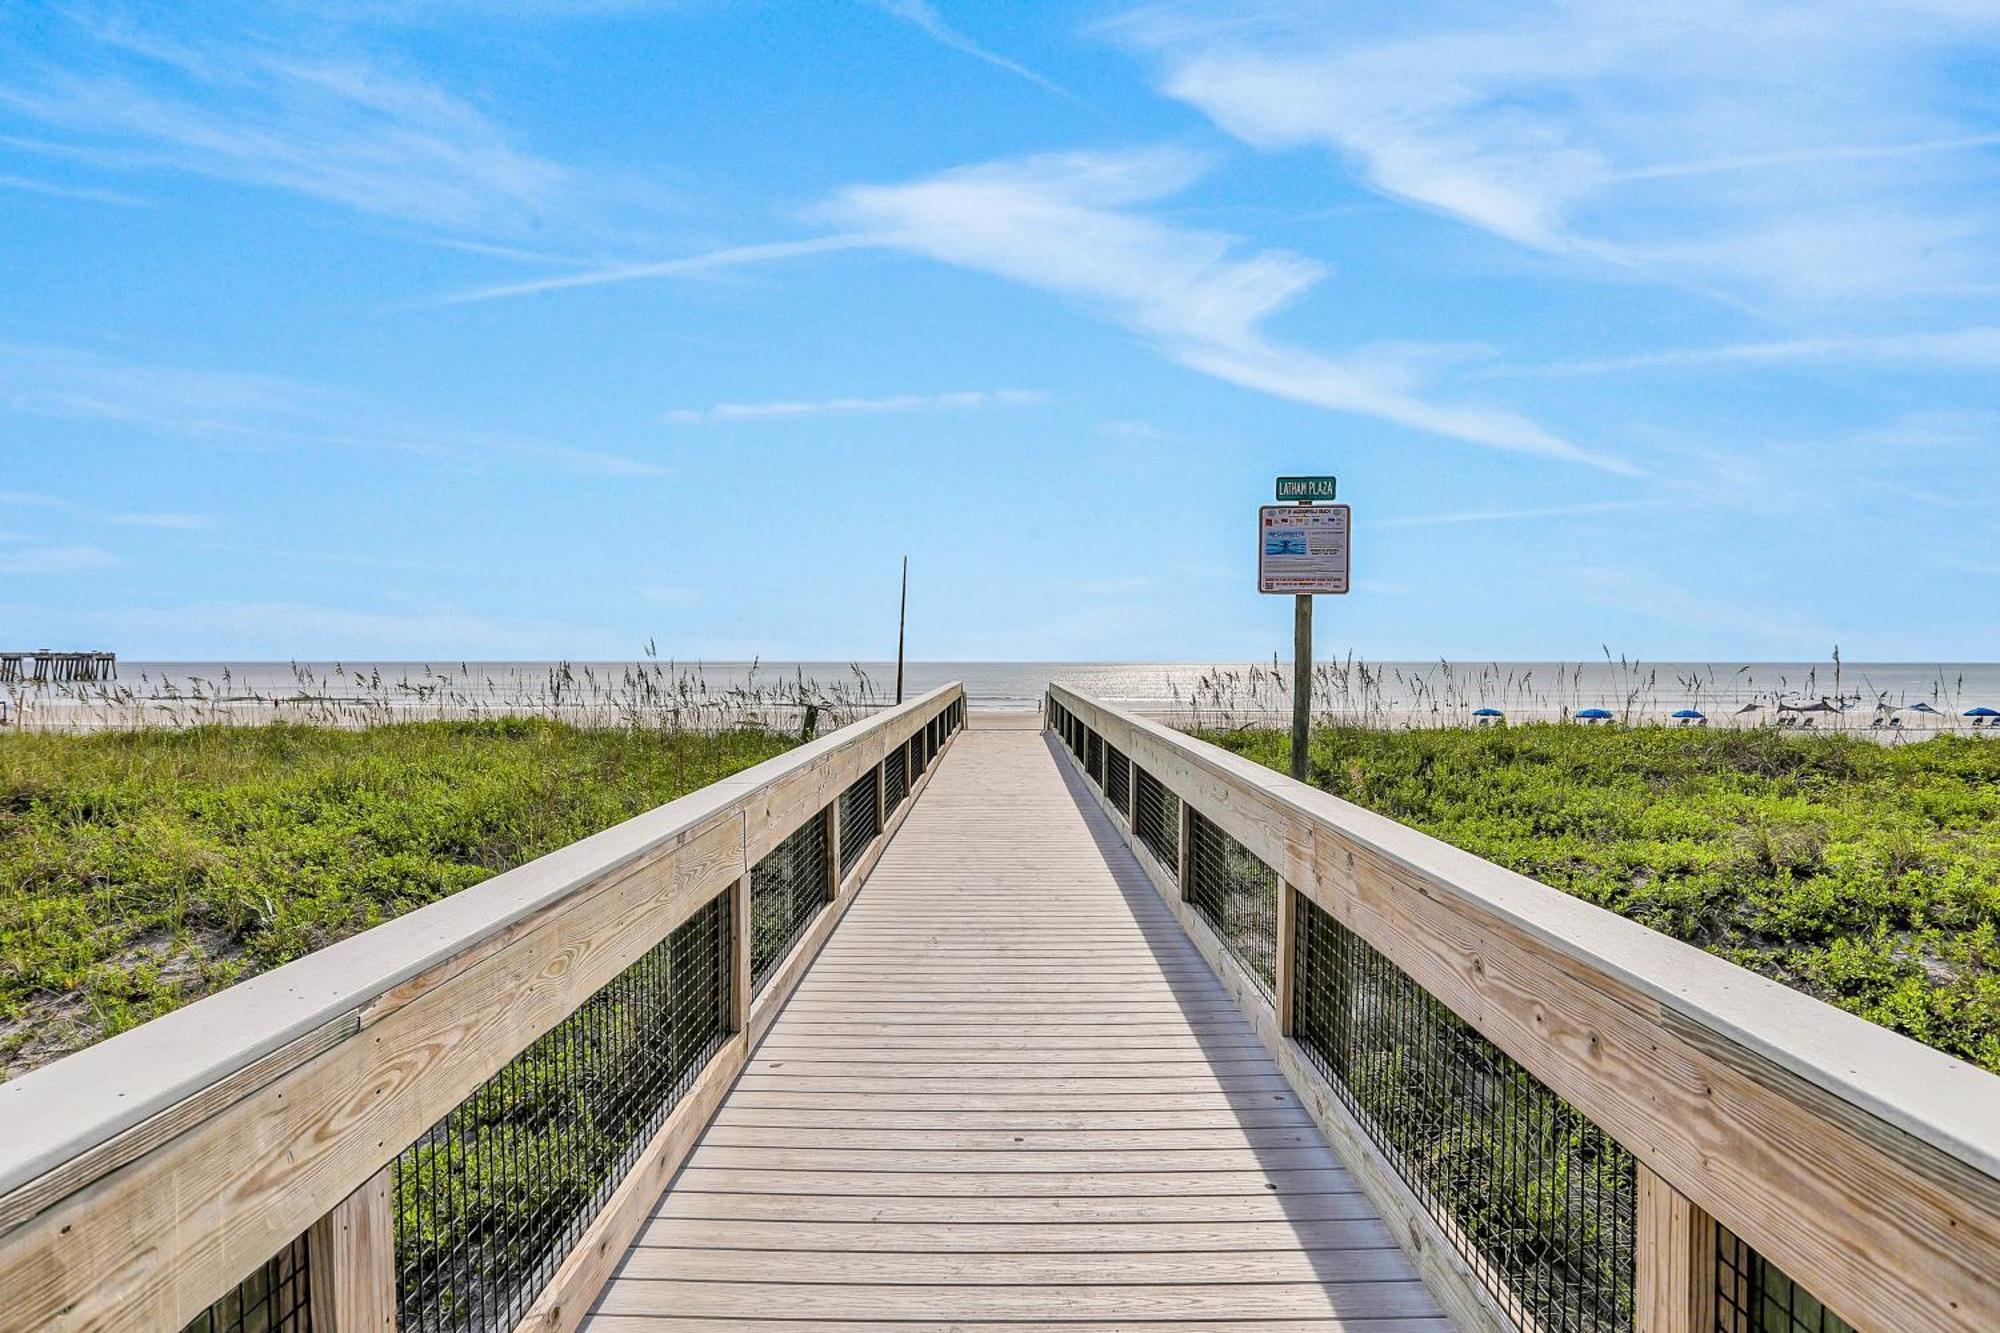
306 1168 396 1333
0 1010 359 1236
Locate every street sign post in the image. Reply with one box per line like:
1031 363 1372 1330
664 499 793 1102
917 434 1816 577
1275 475 1338 502
1259 496 1350 780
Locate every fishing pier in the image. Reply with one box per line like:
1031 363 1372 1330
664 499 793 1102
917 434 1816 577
0 650 116 684
0 683 1993 1333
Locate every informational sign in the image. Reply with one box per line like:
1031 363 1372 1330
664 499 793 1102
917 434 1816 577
1258 503 1350 594
1275 475 1338 502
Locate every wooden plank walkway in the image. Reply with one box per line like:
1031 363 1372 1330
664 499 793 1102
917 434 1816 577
583 723 1450 1331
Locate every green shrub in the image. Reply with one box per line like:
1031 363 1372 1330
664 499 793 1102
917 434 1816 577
0 720 793 1077
1205 724 2000 1072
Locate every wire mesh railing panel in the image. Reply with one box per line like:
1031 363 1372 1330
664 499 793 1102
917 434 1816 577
1132 767 1181 873
1104 743 1131 816
838 767 880 874
883 748 908 813
1085 729 1104 785
750 807 831 995
1186 810 1279 996
1293 892 1636 1333
392 892 732 1333
179 1235 312 1333
1715 1228 1856 1333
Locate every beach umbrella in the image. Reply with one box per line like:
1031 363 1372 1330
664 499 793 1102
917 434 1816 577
1473 707 1503 717
1910 702 1942 715
1577 708 1613 721
1734 702 1761 714
1672 709 1705 719
1965 707 1998 717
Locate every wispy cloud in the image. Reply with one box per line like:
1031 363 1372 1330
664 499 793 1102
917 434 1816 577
1638 408 1998 526
0 343 665 477
818 148 1630 470
109 510 214 530
666 388 1047 424
0 489 215 531
1114 1 2000 305
864 1 1065 95
0 12 571 234
0 544 119 575
436 234 880 305
1375 499 1666 529
424 140 1619 469
0 170 148 206
1532 327 2000 376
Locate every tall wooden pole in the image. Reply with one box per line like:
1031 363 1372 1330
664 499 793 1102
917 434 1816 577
1289 493 1314 782
895 555 908 705
1291 592 1311 780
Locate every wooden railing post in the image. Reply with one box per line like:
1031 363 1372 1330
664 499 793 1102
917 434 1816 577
1176 797 1193 899
728 876 751 1032
1276 880 1298 1037
1637 1163 1718 1333
825 799 842 901
306 1167 396 1331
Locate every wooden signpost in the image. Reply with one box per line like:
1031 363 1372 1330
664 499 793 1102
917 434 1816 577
1258 478 1348 779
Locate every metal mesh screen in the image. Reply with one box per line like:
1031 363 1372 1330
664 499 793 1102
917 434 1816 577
1104 743 1131 816
393 891 732 1333
1715 1227 1856 1333
839 767 880 874
751 807 831 994
1132 766 1181 873
1293 892 1636 1333
180 1235 312 1333
883 747 908 812
1186 810 1279 996
1085 729 1104 784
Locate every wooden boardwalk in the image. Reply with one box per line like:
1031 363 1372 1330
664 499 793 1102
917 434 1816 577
583 722 1446 1330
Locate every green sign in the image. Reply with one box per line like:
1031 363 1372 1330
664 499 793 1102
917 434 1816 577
1276 475 1337 501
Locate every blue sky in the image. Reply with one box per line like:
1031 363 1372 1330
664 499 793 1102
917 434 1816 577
1 0 1996 662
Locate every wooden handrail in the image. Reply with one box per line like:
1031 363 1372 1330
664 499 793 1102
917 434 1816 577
0 684 964 1333
1048 683 2000 1333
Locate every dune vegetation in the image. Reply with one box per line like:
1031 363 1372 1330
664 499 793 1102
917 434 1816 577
1204 723 2000 1072
0 718 794 1078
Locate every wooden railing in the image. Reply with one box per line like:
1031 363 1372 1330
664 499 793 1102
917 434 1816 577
1047 684 1999 1333
0 685 965 1333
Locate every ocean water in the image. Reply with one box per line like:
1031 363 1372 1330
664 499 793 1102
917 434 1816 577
66 658 2000 716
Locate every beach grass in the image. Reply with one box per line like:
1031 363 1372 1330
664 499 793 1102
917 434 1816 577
1204 722 2000 1072
0 718 794 1078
